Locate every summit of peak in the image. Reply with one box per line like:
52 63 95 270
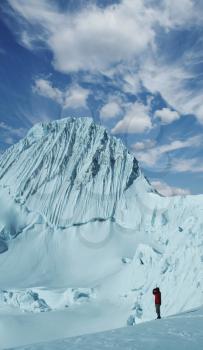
27 117 99 141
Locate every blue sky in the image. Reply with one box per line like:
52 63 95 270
0 0 203 195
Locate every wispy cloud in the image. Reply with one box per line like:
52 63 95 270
33 79 63 104
171 158 203 173
151 180 191 196
133 135 203 166
140 60 203 125
0 121 26 144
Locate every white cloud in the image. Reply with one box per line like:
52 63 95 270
34 79 63 104
131 139 156 151
100 100 122 120
112 101 152 134
33 79 89 109
7 0 203 125
64 85 90 109
155 0 198 28
133 135 202 166
140 60 203 124
151 180 191 196
172 158 203 173
8 0 201 72
154 108 180 124
7 0 156 72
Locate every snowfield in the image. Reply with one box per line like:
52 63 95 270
6 307 203 350
0 117 202 348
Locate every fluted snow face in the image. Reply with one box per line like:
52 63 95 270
0 117 140 227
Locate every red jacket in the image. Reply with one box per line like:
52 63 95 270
153 288 161 305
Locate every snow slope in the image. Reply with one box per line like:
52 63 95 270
0 117 202 347
6 307 203 350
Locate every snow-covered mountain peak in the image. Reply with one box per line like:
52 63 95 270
0 117 142 227
26 117 98 142
0 116 202 345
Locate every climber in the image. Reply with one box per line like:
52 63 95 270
152 287 161 319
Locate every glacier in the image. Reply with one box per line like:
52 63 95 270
0 117 202 348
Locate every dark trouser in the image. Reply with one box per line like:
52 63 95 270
155 304 161 318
